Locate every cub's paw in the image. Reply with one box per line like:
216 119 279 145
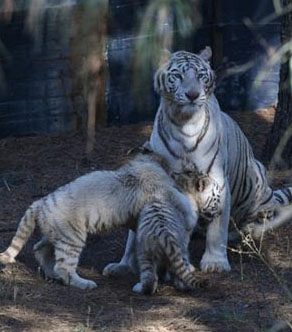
132 282 143 293
102 263 134 278
83 280 98 290
74 279 98 290
132 281 157 295
200 253 231 273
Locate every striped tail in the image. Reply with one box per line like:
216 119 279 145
273 187 292 206
160 234 207 290
248 203 292 239
0 202 39 264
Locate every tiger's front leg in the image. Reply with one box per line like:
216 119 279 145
200 182 231 272
102 230 139 278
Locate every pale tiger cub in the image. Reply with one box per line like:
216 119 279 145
0 153 198 290
134 199 207 295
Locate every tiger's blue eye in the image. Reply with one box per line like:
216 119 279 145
173 73 182 79
198 72 205 80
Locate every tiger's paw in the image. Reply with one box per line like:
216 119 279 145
200 253 231 273
132 281 157 295
102 263 134 278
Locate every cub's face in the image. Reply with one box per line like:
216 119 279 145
154 47 216 115
172 171 222 221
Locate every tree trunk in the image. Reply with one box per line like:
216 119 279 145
265 0 292 169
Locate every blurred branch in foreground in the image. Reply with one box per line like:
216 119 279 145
265 0 292 170
81 0 109 155
25 0 44 35
0 0 13 22
0 0 14 91
132 0 201 112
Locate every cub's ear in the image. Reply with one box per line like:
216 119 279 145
195 176 210 192
198 46 212 62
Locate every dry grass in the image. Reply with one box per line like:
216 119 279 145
0 107 291 332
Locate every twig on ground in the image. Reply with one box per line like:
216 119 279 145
228 219 292 302
2 178 11 192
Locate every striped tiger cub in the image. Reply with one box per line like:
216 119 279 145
172 170 223 222
133 199 207 295
0 153 198 290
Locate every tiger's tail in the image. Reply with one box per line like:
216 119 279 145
250 203 292 239
273 187 292 206
160 233 207 290
0 201 39 264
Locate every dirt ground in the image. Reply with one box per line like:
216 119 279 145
0 107 291 332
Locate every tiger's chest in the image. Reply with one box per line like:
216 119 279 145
150 118 225 180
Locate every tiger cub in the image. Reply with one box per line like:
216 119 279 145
172 170 223 222
133 199 207 295
0 153 197 290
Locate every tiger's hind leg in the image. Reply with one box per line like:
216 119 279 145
34 237 57 280
173 263 195 290
103 230 138 278
133 257 158 295
53 240 97 290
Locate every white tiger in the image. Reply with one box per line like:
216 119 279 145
103 47 292 276
0 153 198 290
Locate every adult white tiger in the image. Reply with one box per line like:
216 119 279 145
103 47 292 275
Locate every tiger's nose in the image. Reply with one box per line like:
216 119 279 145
185 91 200 101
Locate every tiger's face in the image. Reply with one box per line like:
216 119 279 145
154 47 215 115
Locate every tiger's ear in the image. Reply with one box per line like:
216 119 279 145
156 49 171 68
153 49 171 93
195 177 210 192
198 46 212 62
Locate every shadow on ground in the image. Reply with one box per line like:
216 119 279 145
0 109 291 332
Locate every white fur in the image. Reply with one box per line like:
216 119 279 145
0 153 197 289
